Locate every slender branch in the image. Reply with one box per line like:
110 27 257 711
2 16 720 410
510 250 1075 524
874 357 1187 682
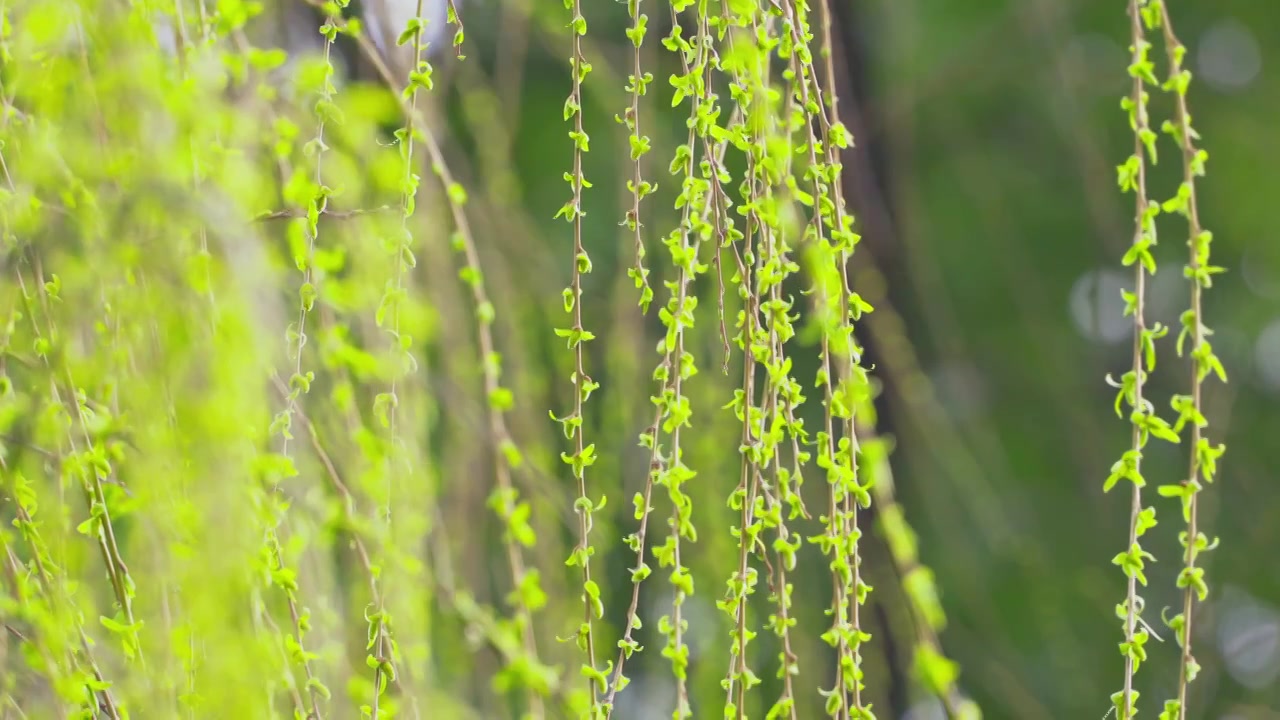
1154 5 1227 718
252 205 394 222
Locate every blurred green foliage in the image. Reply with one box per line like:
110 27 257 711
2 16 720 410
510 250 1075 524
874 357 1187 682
0 0 1276 718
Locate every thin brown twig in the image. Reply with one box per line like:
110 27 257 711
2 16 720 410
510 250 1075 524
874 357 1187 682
252 205 394 222
1157 6 1221 718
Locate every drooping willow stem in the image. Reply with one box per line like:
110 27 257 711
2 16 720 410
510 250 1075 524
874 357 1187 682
1150 4 1227 719
1105 2 1178 717
558 0 606 714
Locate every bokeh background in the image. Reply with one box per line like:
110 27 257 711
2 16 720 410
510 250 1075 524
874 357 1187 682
414 1 1279 717
2 0 1277 718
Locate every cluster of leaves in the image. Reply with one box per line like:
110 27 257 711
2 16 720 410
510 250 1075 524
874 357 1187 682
550 1 983 719
0 0 982 714
1106 2 1226 719
0 0 1236 718
0 0 497 716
